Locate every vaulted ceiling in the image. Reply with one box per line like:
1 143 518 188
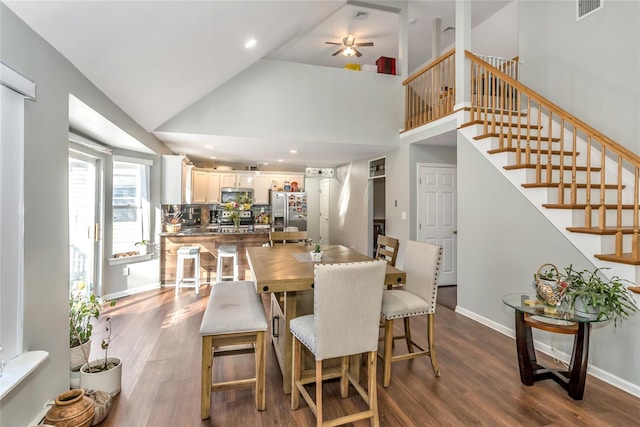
4 0 510 168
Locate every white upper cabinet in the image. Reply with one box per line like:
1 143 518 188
191 168 221 204
162 155 192 204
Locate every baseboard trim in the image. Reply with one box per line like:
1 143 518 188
454 306 640 398
103 283 161 301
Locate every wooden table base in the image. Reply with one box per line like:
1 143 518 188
514 311 591 400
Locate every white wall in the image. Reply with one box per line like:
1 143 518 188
518 0 640 152
158 59 404 149
457 133 640 395
0 5 168 426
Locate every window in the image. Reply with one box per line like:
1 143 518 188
0 62 46 399
112 157 151 256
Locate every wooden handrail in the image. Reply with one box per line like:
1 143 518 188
465 50 640 265
403 49 455 85
465 50 640 166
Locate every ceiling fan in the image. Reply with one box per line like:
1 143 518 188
325 33 374 57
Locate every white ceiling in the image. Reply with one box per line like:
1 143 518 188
4 0 510 168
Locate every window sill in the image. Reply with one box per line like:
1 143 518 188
0 350 49 400
107 253 153 266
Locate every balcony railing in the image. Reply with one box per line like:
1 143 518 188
403 49 455 131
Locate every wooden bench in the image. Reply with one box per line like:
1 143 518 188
199 281 268 419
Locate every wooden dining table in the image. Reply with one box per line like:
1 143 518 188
246 244 406 394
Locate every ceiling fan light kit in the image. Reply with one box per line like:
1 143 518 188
325 33 373 58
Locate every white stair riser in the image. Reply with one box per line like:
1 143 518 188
570 208 637 228
545 187 634 205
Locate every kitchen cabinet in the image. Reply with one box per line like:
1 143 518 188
162 155 192 204
191 168 221 204
250 174 271 204
219 172 254 188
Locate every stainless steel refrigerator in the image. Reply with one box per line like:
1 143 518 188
270 191 307 232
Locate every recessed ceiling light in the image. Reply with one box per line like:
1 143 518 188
209 156 217 159
205 145 213 150
245 38 256 49
277 159 284 162
289 149 298 154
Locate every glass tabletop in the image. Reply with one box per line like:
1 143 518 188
502 292 607 324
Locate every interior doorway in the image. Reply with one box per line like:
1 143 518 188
417 163 457 286
68 150 104 296
372 177 386 257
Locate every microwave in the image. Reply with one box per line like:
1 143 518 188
220 187 254 205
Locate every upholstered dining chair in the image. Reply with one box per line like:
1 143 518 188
380 240 442 388
290 260 387 427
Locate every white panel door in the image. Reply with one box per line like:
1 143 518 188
417 164 457 285
319 179 330 244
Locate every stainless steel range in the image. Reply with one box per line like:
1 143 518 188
218 210 253 226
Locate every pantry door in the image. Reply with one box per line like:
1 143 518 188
417 164 457 285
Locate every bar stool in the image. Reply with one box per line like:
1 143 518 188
216 245 238 282
176 245 201 295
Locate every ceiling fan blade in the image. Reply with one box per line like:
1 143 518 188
332 48 344 56
325 41 342 45
357 42 374 47
354 48 362 57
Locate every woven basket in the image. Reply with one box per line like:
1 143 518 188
535 263 565 306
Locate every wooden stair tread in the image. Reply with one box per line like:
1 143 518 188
488 147 576 156
543 203 636 209
566 226 637 235
594 253 640 266
522 182 621 189
504 164 600 172
475 133 561 142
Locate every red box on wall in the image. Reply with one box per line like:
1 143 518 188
376 56 396 75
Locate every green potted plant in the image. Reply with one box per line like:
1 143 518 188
310 243 323 262
134 239 153 255
69 291 102 369
79 317 123 397
563 266 639 327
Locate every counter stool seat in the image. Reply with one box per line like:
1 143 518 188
176 245 201 295
200 281 268 419
216 245 239 282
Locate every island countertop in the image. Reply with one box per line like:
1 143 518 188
159 224 271 237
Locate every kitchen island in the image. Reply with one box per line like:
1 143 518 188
160 226 270 284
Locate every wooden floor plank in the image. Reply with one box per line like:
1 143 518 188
91 286 640 426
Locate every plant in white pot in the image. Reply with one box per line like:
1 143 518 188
310 243 323 262
563 265 639 327
134 239 153 255
69 290 105 387
80 317 122 397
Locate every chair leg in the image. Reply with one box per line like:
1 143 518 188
427 313 440 376
340 356 349 398
404 317 413 352
201 336 212 420
316 360 323 427
291 337 302 410
368 351 380 427
255 331 266 410
383 318 393 388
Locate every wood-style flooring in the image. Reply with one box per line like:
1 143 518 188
90 285 640 426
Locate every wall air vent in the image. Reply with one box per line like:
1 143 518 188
577 0 602 20
352 10 370 21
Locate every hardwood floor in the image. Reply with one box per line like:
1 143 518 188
91 286 640 426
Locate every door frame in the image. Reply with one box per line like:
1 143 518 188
69 145 106 297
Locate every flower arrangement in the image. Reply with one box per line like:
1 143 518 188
224 192 252 228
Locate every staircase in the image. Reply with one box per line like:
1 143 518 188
458 51 640 290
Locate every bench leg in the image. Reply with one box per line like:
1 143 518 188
256 331 266 410
201 336 213 420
